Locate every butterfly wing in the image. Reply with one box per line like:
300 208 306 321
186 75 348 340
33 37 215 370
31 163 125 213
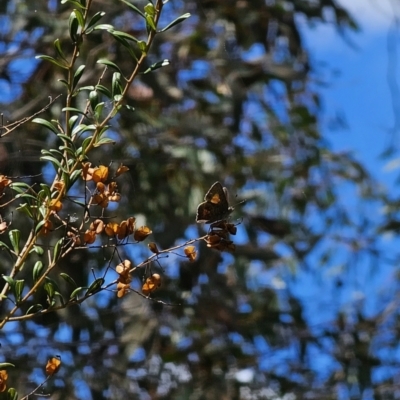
196 182 232 223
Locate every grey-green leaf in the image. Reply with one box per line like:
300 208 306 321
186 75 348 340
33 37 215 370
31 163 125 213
9 230 20 255
33 261 44 283
32 118 59 134
160 13 191 32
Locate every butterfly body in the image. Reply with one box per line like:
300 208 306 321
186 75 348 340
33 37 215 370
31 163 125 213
196 182 234 224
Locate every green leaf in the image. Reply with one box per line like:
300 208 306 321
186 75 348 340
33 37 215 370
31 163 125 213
30 245 44 255
73 64 86 89
76 85 95 92
94 102 105 121
33 261 44 283
44 282 55 302
58 133 75 146
54 291 66 307
2 275 15 289
26 304 44 314
112 72 123 97
95 84 112 98
35 55 68 69
59 146 76 157
69 286 86 300
9 182 31 191
69 11 80 42
60 273 78 288
0 363 15 368
159 13 191 32
144 3 155 17
61 171 70 190
106 30 139 60
40 155 67 173
14 279 24 303
67 116 79 131
7 387 18 400
38 205 47 219
40 183 52 200
145 14 157 32
94 138 116 147
54 39 67 61
108 28 139 42
89 90 99 111
15 203 34 219
97 59 123 75
61 0 85 8
85 278 105 296
58 78 69 88
74 8 85 28
9 230 20 255
62 107 87 116
119 0 145 18
46 277 62 293
70 169 82 186
53 238 64 262
35 220 46 235
0 241 11 253
14 193 37 202
143 59 170 74
32 118 59 134
137 40 147 53
81 136 93 154
93 24 115 31
85 11 106 33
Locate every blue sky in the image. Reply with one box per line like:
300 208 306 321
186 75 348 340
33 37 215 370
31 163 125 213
302 0 399 184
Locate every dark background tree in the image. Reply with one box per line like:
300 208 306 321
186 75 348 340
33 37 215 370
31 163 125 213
0 0 397 399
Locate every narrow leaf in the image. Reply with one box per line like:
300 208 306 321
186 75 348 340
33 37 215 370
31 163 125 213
54 39 67 61
95 138 116 147
119 0 145 18
86 11 106 32
30 245 44 255
143 59 170 74
73 8 85 28
53 238 64 262
69 11 80 42
40 155 67 173
95 84 112 98
60 273 78 288
85 278 105 295
33 261 44 283
14 280 24 303
160 13 191 32
26 304 44 314
9 230 20 255
73 65 86 89
145 14 156 32
35 220 46 235
32 118 59 134
0 363 15 368
2 275 15 288
44 282 55 300
69 286 86 300
7 387 18 400
35 55 68 69
96 59 123 76
62 107 87 116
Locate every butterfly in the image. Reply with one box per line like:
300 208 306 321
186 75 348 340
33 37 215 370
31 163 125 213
196 182 234 224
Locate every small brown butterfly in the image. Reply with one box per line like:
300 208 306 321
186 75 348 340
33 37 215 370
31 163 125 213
196 182 234 224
